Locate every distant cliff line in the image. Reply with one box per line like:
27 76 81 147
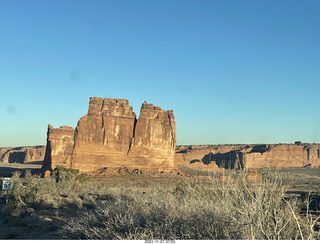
176 143 320 171
1 142 320 171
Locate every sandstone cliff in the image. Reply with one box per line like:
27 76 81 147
244 144 320 169
43 97 176 173
42 125 75 171
128 101 176 170
71 97 136 172
176 143 320 171
0 146 45 164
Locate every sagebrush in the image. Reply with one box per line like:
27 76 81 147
1 169 319 240
63 170 319 240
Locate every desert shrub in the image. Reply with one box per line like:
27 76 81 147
63 184 226 239
206 171 297 239
52 166 89 183
51 166 89 194
3 167 91 215
62 171 319 240
9 171 43 212
2 168 319 239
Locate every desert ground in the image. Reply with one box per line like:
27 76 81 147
0 162 319 240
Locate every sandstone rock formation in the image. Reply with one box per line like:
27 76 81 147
42 97 176 174
244 144 320 169
0 146 45 164
42 125 75 171
70 98 136 172
128 101 176 169
42 96 319 174
176 143 320 171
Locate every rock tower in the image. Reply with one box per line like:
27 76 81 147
42 97 176 173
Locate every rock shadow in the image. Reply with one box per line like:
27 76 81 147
190 151 245 169
8 151 26 163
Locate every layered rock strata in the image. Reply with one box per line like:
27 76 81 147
0 146 45 164
244 144 320 169
42 125 75 171
176 143 320 171
42 97 176 173
128 102 176 169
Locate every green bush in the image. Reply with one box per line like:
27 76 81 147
52 165 89 183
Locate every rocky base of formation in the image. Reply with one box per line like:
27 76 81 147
0 146 45 164
90 166 184 176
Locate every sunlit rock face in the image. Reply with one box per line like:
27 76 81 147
71 97 137 172
128 101 176 170
244 144 320 169
42 97 176 173
175 143 320 172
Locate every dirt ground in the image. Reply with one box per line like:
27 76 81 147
0 162 319 239
0 162 42 177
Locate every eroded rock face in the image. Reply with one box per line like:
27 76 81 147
42 125 75 171
244 144 320 169
71 97 136 172
43 97 176 173
0 146 45 164
176 143 320 171
128 101 176 170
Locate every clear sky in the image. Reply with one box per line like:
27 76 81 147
1 0 320 147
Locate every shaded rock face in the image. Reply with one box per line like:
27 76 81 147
43 97 176 173
42 125 75 171
176 143 320 171
0 146 45 164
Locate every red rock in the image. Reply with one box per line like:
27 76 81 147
244 144 320 169
42 97 176 173
175 144 320 171
128 101 176 171
0 146 45 164
71 97 136 172
42 125 75 171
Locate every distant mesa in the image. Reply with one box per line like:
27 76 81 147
0 146 45 164
42 97 176 174
176 143 320 171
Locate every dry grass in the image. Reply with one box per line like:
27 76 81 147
63 170 319 240
1 168 93 216
1 169 319 240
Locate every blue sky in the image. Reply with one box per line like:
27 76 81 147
1 0 320 146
